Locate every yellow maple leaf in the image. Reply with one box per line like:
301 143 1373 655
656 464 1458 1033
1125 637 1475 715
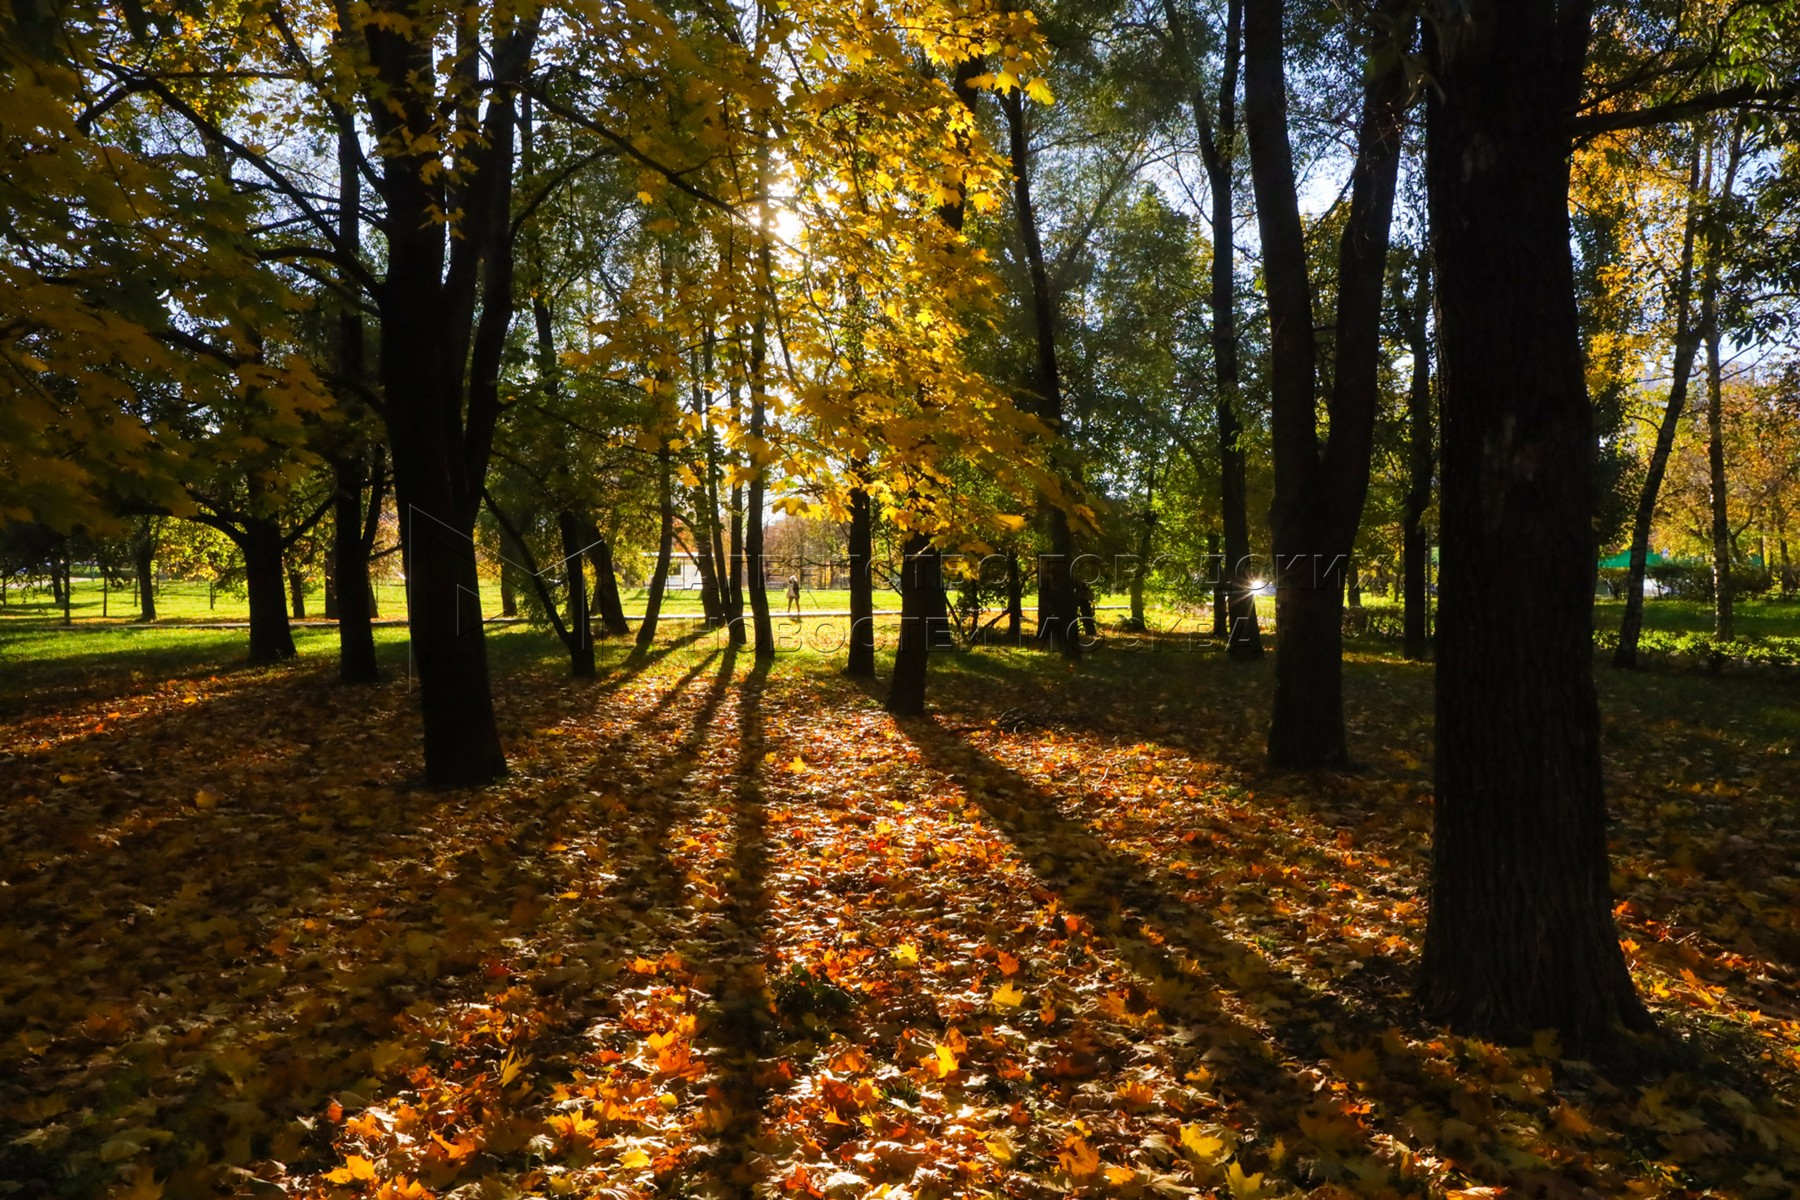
1104 1165 1137 1185
991 981 1025 1009
326 1154 378 1184
892 942 919 966
1179 1124 1228 1164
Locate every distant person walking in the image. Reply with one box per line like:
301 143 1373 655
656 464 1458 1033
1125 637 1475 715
785 574 801 616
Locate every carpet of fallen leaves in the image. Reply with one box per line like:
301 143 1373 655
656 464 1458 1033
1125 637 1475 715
1 632 1798 1200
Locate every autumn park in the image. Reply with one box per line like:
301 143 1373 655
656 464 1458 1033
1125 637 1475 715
6 0 1800 1197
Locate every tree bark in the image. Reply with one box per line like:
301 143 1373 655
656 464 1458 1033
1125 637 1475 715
134 520 156 622
584 524 629 637
887 57 983 709
1002 90 1081 660
332 453 381 680
243 517 296 662
1163 0 1262 659
1701 125 1744 642
557 509 595 676
727 484 747 646
693 527 724 626
1615 140 1702 669
636 447 676 653
1246 0 1407 768
887 533 940 715
289 567 308 619
1005 551 1023 643
845 482 876 676
1401 258 1434 661
1418 0 1650 1046
358 4 535 785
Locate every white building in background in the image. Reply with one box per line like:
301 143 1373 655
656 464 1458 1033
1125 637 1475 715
640 550 707 590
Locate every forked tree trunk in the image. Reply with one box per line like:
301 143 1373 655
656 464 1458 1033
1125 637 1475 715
1419 0 1650 1046
357 4 535 786
1616 142 1702 669
243 517 296 662
1246 0 1406 768
1163 0 1262 658
1002 90 1081 660
846 484 876 677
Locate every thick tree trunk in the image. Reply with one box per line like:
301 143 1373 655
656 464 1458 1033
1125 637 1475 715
1616 143 1702 669
243 518 296 662
500 562 519 617
1402 262 1434 661
134 525 156 623
1418 0 1649 1046
1246 0 1405 768
637 448 676 653
359 6 534 786
1003 91 1082 660
584 526 629 637
289 568 308 619
887 533 939 715
845 484 876 677
557 509 595 676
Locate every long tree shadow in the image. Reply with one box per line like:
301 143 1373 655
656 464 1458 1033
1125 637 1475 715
892 708 1627 1194
682 653 775 1198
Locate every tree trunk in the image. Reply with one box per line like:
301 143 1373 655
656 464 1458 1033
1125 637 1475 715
845 483 876 676
727 484 747 646
289 567 308 619
693 530 724 626
358 6 534 787
1246 0 1406 768
746 219 776 662
1418 0 1649 1046
1616 141 1702 669
1006 551 1023 643
584 526 630 637
1128 512 1153 630
243 517 296 662
557 509 595 676
1402 260 1434 661
636 447 676 653
1003 90 1081 660
1165 0 1263 660
1702 264 1733 641
500 562 519 617
332 454 381 680
134 523 157 623
887 533 939 715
